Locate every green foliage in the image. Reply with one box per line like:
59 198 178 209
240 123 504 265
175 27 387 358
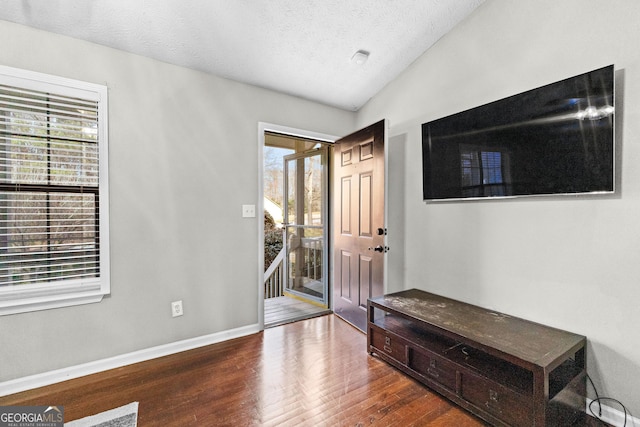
264 210 283 272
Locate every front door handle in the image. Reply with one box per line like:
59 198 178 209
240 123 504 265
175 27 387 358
368 245 389 253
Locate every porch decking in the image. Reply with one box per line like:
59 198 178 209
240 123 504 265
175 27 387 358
264 296 331 328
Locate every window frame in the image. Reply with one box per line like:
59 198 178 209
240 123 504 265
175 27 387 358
0 65 110 316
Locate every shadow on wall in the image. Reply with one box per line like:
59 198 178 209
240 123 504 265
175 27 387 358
387 133 407 294
614 68 625 198
586 340 637 424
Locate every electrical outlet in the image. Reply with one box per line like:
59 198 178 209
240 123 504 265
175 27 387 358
171 300 183 317
242 204 256 218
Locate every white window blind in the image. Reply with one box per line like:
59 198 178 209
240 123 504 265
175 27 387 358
0 66 109 315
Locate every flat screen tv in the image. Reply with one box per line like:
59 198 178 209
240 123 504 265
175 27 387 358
422 65 614 201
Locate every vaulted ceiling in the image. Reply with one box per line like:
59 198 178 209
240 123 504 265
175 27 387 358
0 0 485 111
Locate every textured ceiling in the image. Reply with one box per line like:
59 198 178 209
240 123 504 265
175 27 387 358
0 0 485 111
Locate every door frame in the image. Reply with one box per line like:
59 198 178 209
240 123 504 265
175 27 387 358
258 122 338 329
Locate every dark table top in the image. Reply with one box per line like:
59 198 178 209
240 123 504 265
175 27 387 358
369 288 585 368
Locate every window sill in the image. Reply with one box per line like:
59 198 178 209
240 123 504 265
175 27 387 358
0 281 108 316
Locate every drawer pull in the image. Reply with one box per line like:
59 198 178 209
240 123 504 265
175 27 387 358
383 336 392 353
485 401 503 414
485 389 502 413
428 359 439 377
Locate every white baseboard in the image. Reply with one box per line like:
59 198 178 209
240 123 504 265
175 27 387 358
0 323 261 397
587 398 639 427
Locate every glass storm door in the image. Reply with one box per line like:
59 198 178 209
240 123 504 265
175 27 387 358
283 148 328 307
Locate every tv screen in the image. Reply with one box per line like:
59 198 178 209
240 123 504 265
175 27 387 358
422 65 614 201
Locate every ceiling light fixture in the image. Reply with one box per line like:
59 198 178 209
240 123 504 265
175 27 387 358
351 50 370 65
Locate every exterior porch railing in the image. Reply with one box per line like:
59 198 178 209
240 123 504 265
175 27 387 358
264 247 285 299
263 237 324 300
298 237 322 281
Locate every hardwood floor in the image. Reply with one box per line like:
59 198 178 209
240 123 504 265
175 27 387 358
0 315 609 426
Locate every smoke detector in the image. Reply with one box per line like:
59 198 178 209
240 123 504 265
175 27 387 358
351 50 370 65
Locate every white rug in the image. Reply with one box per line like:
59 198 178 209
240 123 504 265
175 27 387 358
65 402 138 427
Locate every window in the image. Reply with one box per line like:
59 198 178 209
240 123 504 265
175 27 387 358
0 66 109 315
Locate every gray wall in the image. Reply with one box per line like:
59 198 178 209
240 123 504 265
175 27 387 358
3 0 640 419
0 21 355 381
358 0 640 417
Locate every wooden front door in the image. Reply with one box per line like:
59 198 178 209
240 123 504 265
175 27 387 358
332 120 386 332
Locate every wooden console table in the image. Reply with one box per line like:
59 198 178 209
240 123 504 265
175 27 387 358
367 289 586 427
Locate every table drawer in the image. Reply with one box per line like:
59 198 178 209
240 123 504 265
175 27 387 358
369 325 407 364
408 348 457 392
460 371 533 427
